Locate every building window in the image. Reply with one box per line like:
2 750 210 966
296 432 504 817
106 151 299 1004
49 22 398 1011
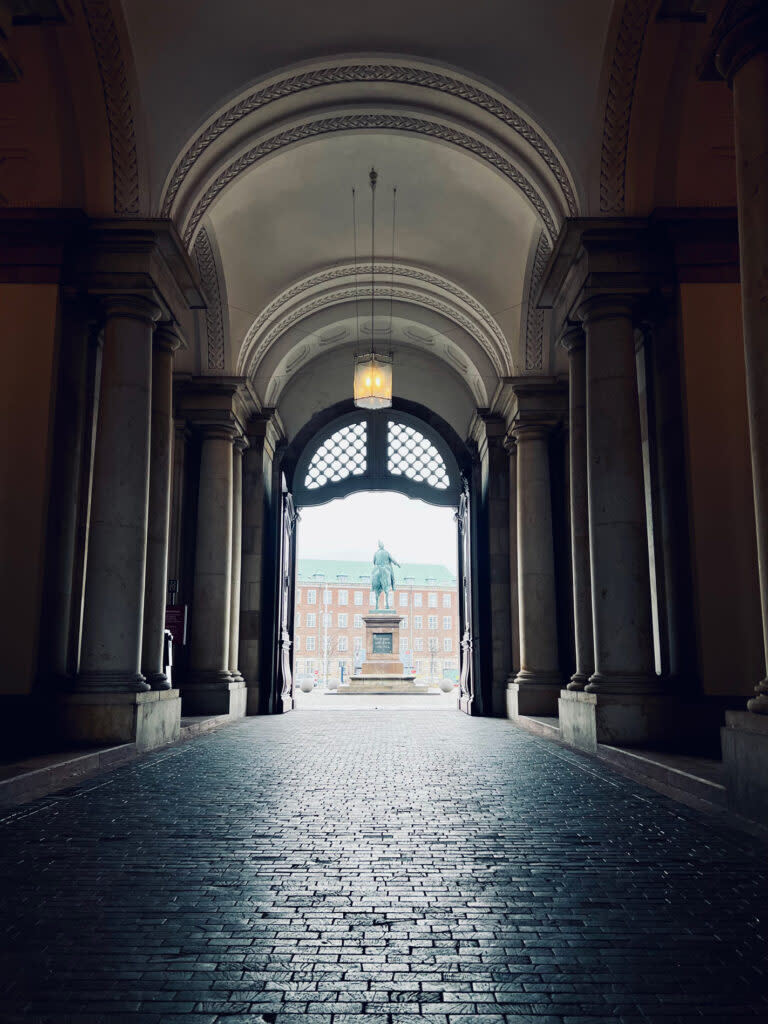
338 590 348 605
338 613 348 628
306 636 316 651
354 614 363 628
414 615 422 629
443 616 451 631
415 638 424 651
369 592 376 606
399 639 408 653
354 636 363 652
428 592 437 608
401 616 408 629
322 613 331 627
295 612 301 627
442 593 451 608
307 590 316 604
294 636 301 650
429 637 438 652
413 593 422 607
307 613 316 628
354 591 363 605
338 637 348 652
399 592 408 607
323 590 332 605
428 615 437 629
296 589 302 603
444 637 452 652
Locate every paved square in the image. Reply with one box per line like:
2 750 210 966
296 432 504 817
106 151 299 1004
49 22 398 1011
0 710 767 1023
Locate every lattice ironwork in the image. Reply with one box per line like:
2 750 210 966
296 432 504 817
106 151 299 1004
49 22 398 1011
304 422 367 489
387 422 450 489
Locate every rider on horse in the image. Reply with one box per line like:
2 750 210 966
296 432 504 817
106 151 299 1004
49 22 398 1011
371 541 400 610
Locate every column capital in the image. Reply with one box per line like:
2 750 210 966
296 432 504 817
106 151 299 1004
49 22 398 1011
154 321 182 354
195 416 241 443
512 419 557 442
559 322 585 353
713 1 768 85
576 294 636 328
234 436 249 454
503 433 517 456
100 294 162 326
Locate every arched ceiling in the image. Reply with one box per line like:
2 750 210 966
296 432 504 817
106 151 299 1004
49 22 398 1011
117 0 614 439
120 0 613 205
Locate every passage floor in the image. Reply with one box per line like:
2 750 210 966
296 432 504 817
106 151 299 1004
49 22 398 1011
0 710 767 1024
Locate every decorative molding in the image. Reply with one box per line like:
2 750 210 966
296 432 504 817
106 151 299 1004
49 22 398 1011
524 231 551 372
599 0 653 214
161 61 577 220
237 261 511 381
193 227 226 370
182 113 559 246
81 0 140 215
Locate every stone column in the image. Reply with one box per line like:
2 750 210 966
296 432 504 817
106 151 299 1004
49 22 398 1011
185 422 236 712
511 421 561 714
716 5 768 714
141 324 180 690
562 324 594 690
229 437 247 682
76 296 159 693
506 436 520 677
715 3 768 819
579 296 658 693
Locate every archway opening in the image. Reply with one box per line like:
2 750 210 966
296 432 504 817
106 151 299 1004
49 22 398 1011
293 491 460 709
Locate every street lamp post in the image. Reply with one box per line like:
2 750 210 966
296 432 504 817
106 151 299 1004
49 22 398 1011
313 572 329 687
405 575 415 675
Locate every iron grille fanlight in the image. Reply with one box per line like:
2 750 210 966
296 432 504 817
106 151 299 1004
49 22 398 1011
353 352 393 410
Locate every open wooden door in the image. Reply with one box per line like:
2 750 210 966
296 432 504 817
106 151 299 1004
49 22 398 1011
276 486 298 712
457 479 475 714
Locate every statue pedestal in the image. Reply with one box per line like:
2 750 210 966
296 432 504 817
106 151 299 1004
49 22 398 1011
343 611 433 694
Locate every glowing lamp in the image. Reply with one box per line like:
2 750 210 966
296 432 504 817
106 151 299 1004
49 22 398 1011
353 352 393 410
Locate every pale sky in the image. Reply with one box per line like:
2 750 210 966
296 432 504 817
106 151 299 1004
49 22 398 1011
297 491 458 573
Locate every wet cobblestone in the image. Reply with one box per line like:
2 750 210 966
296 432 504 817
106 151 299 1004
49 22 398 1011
0 710 767 1023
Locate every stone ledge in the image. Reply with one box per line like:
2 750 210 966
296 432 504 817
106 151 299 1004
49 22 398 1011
58 690 181 751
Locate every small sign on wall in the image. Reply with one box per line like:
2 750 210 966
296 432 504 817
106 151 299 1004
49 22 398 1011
372 632 393 654
165 605 188 645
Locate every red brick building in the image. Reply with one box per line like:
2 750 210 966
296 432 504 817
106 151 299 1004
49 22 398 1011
294 559 459 686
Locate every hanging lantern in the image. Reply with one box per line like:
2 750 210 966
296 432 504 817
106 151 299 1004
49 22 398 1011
354 352 393 410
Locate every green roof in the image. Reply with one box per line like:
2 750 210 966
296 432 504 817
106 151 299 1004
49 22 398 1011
296 558 456 587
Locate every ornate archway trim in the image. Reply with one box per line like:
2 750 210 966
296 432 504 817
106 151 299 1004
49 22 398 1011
599 0 654 214
82 0 141 215
523 231 552 372
180 112 560 247
161 59 578 221
193 227 227 371
237 261 512 382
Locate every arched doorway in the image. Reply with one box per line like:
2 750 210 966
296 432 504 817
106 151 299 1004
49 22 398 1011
267 401 485 717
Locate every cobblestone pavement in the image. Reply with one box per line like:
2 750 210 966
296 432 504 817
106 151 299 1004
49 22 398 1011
1 711 767 1024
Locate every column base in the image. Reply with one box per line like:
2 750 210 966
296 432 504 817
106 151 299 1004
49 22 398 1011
722 710 768 821
559 689 678 752
57 690 180 752
567 672 590 691
73 671 150 694
585 672 665 695
507 679 562 717
145 671 172 691
181 680 246 717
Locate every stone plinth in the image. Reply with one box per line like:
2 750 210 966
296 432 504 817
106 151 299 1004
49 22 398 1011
359 613 406 676
344 611 426 694
558 689 678 751
181 680 246 718
722 711 768 819
57 690 181 752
